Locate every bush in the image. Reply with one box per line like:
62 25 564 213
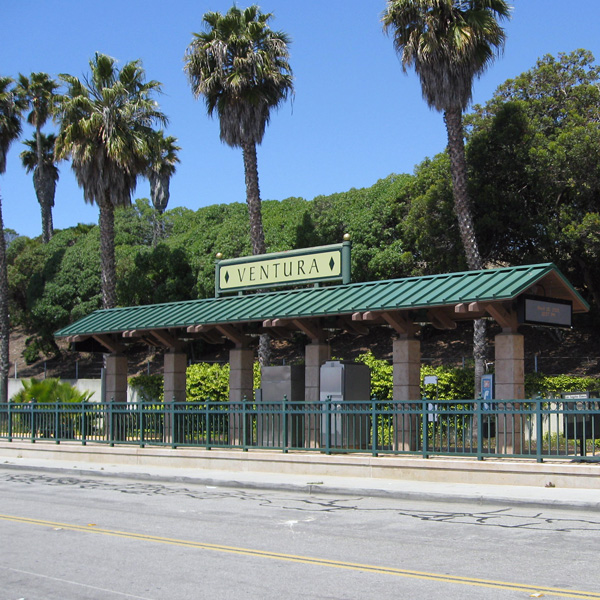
186 363 230 402
525 373 600 398
129 374 164 402
356 352 474 401
11 378 93 403
129 357 600 405
356 352 393 401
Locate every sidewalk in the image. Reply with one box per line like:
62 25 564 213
2 453 599 511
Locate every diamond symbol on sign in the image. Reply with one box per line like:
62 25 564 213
224 271 230 284
329 258 336 271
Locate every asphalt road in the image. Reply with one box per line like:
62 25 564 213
1 468 600 600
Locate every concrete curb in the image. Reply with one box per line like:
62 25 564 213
2 458 599 512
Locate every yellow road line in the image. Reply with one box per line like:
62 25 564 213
2 513 599 599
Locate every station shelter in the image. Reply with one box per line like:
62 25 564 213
55 242 589 454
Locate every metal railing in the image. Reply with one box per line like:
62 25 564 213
1 398 599 462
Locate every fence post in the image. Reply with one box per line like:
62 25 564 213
325 396 331 455
170 399 176 449
108 399 114 447
421 400 428 458
476 398 483 460
205 400 211 449
282 395 288 453
30 400 35 443
54 401 60 444
242 396 248 451
139 401 145 448
7 399 12 441
535 398 543 463
81 401 87 446
371 399 378 457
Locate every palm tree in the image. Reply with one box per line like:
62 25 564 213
0 76 25 402
184 4 294 257
147 130 180 245
20 133 59 242
55 53 166 309
383 0 510 395
16 72 60 243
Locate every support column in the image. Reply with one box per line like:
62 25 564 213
104 353 128 443
163 351 187 444
104 354 128 403
495 332 525 455
304 341 331 448
164 352 187 403
393 337 421 451
228 348 254 446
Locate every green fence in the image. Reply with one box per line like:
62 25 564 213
1 398 599 462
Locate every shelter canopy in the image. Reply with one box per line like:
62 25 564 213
55 263 589 352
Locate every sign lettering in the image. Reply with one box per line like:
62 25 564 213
216 243 350 295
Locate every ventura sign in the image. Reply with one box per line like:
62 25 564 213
215 241 351 295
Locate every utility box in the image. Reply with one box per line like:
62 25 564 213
257 365 305 447
562 391 600 455
319 361 370 449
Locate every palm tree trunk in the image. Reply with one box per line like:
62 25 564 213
444 107 486 398
0 189 10 402
241 141 266 256
444 108 482 271
34 168 54 243
34 127 53 243
241 141 270 365
98 195 117 309
42 201 54 243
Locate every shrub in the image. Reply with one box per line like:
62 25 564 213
11 378 93 403
129 374 164 402
525 373 600 398
186 363 230 402
356 351 474 401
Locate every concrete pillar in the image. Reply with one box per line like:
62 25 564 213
104 354 128 442
304 342 331 448
495 332 525 455
392 337 421 451
164 352 187 403
228 348 255 445
163 351 187 444
104 354 128 403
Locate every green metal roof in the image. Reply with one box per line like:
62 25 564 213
55 263 589 338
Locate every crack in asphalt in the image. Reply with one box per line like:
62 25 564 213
3 471 600 533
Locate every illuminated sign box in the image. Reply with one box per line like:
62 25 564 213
517 294 572 328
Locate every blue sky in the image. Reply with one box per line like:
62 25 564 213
2 0 600 239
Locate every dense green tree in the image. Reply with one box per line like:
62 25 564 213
117 244 195 306
20 133 59 242
383 0 511 395
168 202 252 297
55 53 166 309
401 154 465 275
16 72 60 243
310 175 413 281
0 76 25 401
466 50 600 312
10 227 101 354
